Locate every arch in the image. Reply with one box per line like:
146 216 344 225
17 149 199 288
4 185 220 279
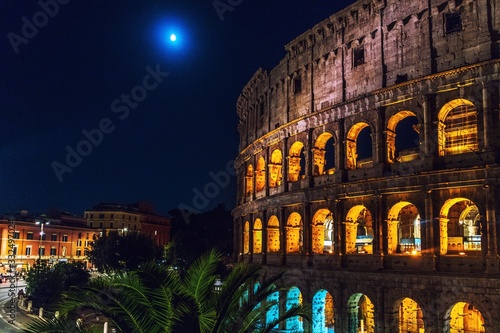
269 149 283 188
253 219 263 253
437 99 479 156
267 215 280 252
286 212 303 253
312 289 335 333
313 132 335 175
347 293 375 333
440 198 481 255
398 297 424 333
245 165 254 196
387 202 421 254
289 141 306 182
345 205 374 254
255 157 266 192
446 302 485 333
243 221 250 254
386 111 420 163
286 286 304 331
311 209 334 254
346 122 372 170
266 286 280 329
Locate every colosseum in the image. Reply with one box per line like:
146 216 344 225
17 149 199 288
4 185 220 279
232 0 500 332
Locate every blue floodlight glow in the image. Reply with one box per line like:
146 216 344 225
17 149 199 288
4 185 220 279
170 34 177 42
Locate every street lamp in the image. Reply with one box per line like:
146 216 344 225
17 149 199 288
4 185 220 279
35 220 50 260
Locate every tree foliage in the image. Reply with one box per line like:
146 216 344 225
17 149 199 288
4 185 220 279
25 260 90 310
23 249 310 333
87 231 162 273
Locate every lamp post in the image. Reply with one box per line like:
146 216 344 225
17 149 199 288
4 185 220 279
36 220 49 261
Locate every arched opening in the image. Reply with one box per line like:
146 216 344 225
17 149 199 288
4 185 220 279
347 293 375 333
286 212 303 253
266 287 280 329
267 216 280 253
312 289 335 333
255 157 266 192
437 99 479 156
387 111 420 163
387 202 421 254
447 302 485 333
243 221 250 254
269 149 283 188
245 165 254 196
312 209 334 254
286 286 304 331
398 298 424 332
289 141 306 182
313 133 336 175
346 122 372 170
440 198 481 255
345 206 374 254
253 219 262 253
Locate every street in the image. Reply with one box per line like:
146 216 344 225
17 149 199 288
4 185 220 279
0 280 30 332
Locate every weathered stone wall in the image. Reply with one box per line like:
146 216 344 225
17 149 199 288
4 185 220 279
234 0 500 331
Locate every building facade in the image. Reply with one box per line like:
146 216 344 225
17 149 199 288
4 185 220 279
233 0 500 332
0 210 99 272
85 202 171 246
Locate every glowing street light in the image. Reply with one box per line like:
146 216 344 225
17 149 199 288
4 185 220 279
35 220 50 260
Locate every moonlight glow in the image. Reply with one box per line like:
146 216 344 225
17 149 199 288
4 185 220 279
170 34 177 42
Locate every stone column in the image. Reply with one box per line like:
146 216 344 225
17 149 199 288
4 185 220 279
345 221 358 254
334 199 343 255
373 193 384 255
303 203 312 256
485 184 499 273
280 207 287 265
482 81 492 150
375 107 385 165
422 94 432 157
282 136 289 192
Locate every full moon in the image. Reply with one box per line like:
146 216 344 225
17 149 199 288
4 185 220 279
170 34 177 42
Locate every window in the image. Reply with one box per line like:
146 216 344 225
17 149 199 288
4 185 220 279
25 246 32 256
86 233 89 239
111 214 114 218
62 246 67 256
445 12 462 34
78 232 82 239
90 214 94 218
12 246 18 256
62 234 68 242
77 240 82 247
51 234 57 241
293 77 302 94
89 222 93 228
50 247 56 256
76 249 82 256
353 46 365 67
39 247 45 256
85 213 88 219
41 233 46 241
27 232 34 240
85 240 90 247
99 222 103 228
99 213 104 219
110 222 114 229
13 231 20 239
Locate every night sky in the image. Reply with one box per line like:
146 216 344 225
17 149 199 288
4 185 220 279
0 0 355 217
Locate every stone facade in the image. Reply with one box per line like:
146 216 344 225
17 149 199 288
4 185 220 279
233 0 500 332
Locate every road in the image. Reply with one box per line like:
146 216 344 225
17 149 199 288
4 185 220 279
0 279 31 332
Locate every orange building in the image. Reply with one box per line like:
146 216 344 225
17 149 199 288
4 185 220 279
0 210 99 272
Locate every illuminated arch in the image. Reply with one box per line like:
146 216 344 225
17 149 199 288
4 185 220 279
446 302 485 333
253 219 263 253
311 209 334 254
437 99 479 156
346 122 372 170
266 285 280 329
267 215 280 252
255 157 266 192
313 132 335 175
289 141 305 182
387 202 421 254
439 198 481 255
398 298 424 333
286 212 303 253
245 165 253 196
345 205 374 254
269 149 283 188
243 221 250 254
312 289 335 333
386 111 419 163
286 286 304 331
347 293 375 333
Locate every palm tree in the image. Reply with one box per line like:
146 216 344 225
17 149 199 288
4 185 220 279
23 249 310 333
